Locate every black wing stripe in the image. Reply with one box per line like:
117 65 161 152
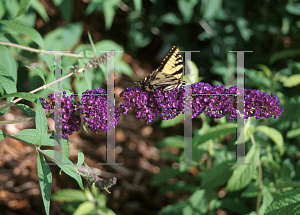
136 45 184 92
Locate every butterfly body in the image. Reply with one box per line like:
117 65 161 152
135 46 184 92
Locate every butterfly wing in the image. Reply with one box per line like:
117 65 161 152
137 46 184 91
155 46 183 81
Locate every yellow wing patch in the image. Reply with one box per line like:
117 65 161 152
135 46 184 91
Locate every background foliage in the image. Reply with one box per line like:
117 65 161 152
0 0 300 214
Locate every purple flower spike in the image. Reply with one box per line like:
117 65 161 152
119 83 284 123
41 88 121 139
120 87 188 123
120 87 161 124
41 91 81 139
157 88 185 120
227 86 239 120
244 89 283 120
81 88 120 132
188 82 212 118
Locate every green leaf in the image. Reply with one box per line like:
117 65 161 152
201 159 235 189
187 61 199 83
95 40 123 59
156 136 184 149
0 0 5 20
257 64 272 79
30 0 50 21
14 129 57 146
133 0 142 13
182 204 194 215
259 185 274 215
150 167 181 186
103 0 120 30
26 66 46 85
73 201 96 215
56 0 73 22
178 0 198 22
85 0 102 15
4 0 21 18
261 155 280 174
161 13 182 25
220 197 251 214
115 60 135 78
241 183 258 198
98 207 116 215
14 9 36 26
16 0 30 17
265 187 300 215
276 181 300 189
281 17 290 34
40 54 54 73
37 153 52 215
43 150 84 189
202 0 222 20
84 163 91 175
128 30 151 48
286 3 300 16
157 201 187 215
44 23 83 50
15 104 36 117
281 74 300 87
244 118 255 142
287 128 300 138
279 158 295 180
92 186 103 203
88 31 96 54
160 113 184 128
0 129 7 141
226 144 260 191
193 123 237 146
0 64 17 94
51 189 87 202
255 125 284 155
61 138 70 158
0 45 17 91
0 92 39 102
36 100 47 146
77 152 84 168
0 20 44 47
1 93 48 143
270 48 300 64
189 189 208 214
236 17 252 42
245 69 272 88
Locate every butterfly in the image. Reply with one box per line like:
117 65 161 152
134 46 184 92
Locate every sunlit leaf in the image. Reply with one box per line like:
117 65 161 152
226 144 260 191
0 20 44 47
37 153 52 215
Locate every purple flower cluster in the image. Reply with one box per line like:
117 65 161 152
41 92 81 139
244 89 283 119
41 83 284 137
119 87 185 124
191 83 238 120
119 82 284 122
81 88 120 132
41 89 120 139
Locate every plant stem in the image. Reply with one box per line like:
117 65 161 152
0 117 35 125
0 41 96 58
